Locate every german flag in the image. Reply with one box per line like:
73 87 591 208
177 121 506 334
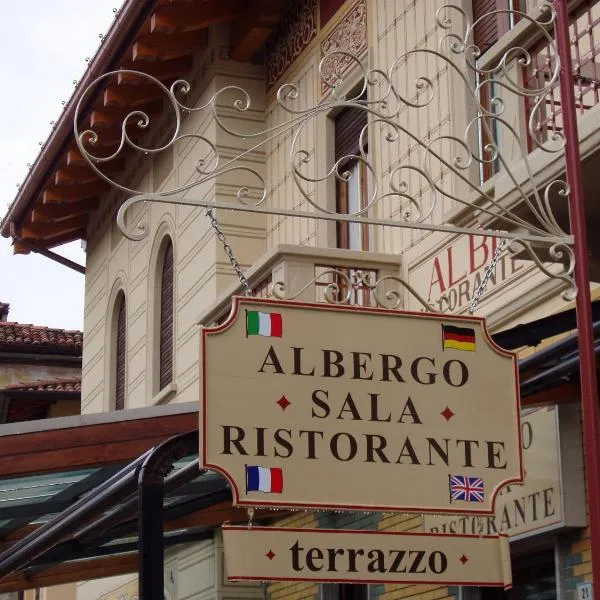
442 325 476 352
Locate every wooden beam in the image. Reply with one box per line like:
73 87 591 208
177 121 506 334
150 0 240 34
0 413 197 477
42 228 88 250
43 181 110 203
54 166 98 186
230 0 283 62
66 148 86 167
90 103 161 133
31 198 99 223
117 56 193 84
132 31 207 62
521 382 581 407
0 554 138 593
104 84 163 108
55 157 125 186
20 214 88 240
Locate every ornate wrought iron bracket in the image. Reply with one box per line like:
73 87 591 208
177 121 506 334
74 1 576 306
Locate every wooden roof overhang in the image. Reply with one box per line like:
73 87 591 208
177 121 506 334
0 403 278 592
1 0 287 254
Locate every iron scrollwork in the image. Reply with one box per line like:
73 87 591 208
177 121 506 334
74 1 576 308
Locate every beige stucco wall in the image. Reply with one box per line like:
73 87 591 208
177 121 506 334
81 28 267 415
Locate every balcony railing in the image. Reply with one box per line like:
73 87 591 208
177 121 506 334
197 246 403 327
524 0 600 150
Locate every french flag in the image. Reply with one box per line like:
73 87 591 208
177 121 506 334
246 466 283 493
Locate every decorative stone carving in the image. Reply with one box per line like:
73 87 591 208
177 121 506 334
266 0 318 89
320 0 367 94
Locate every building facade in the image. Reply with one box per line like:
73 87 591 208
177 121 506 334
2 0 599 598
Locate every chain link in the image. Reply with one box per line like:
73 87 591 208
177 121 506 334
205 208 252 296
469 239 508 314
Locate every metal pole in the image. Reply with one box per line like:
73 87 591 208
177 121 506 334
553 0 600 588
137 431 198 600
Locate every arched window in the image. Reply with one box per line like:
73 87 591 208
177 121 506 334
115 292 126 410
158 239 174 390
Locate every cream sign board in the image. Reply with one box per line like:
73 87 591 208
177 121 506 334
222 525 512 589
201 297 522 513
425 406 575 540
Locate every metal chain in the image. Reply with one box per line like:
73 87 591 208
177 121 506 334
469 239 508 314
205 208 252 296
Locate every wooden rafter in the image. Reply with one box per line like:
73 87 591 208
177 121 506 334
31 198 100 223
132 30 207 62
150 0 240 34
20 214 88 240
117 55 193 84
0 555 139 593
43 181 109 203
230 0 284 62
104 84 163 108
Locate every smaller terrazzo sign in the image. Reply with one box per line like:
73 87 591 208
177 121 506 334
200 297 522 513
222 525 512 588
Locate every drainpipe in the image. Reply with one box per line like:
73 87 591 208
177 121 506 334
137 431 199 600
553 0 600 590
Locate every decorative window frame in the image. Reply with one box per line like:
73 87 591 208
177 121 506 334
105 275 128 412
147 219 177 405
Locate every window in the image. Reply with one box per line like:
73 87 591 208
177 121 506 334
158 239 174 390
462 546 557 599
115 292 126 411
322 584 369 600
472 1 525 53
477 75 502 182
335 104 369 251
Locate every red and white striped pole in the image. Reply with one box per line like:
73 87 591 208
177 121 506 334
553 0 600 588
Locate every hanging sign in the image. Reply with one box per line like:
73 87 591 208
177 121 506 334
424 405 587 539
222 525 512 588
201 297 522 513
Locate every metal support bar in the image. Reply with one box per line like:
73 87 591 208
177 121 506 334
11 233 85 274
118 196 573 246
75 458 204 543
553 0 600 589
0 449 151 578
25 528 214 573
137 431 198 600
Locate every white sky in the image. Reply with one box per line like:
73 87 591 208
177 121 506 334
0 1 121 330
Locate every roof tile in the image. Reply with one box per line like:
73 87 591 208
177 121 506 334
0 322 82 352
4 377 82 393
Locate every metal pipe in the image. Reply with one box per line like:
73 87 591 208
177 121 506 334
518 321 600 371
521 341 600 396
553 0 600 588
137 431 198 600
0 449 151 578
75 457 204 542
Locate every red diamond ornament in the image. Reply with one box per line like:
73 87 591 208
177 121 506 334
266 549 276 560
459 554 469 564
441 406 455 421
276 395 291 410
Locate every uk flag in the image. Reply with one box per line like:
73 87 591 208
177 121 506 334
449 475 485 502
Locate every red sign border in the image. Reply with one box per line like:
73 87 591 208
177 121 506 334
222 524 512 590
201 296 523 515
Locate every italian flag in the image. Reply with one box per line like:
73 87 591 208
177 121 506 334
246 311 283 337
